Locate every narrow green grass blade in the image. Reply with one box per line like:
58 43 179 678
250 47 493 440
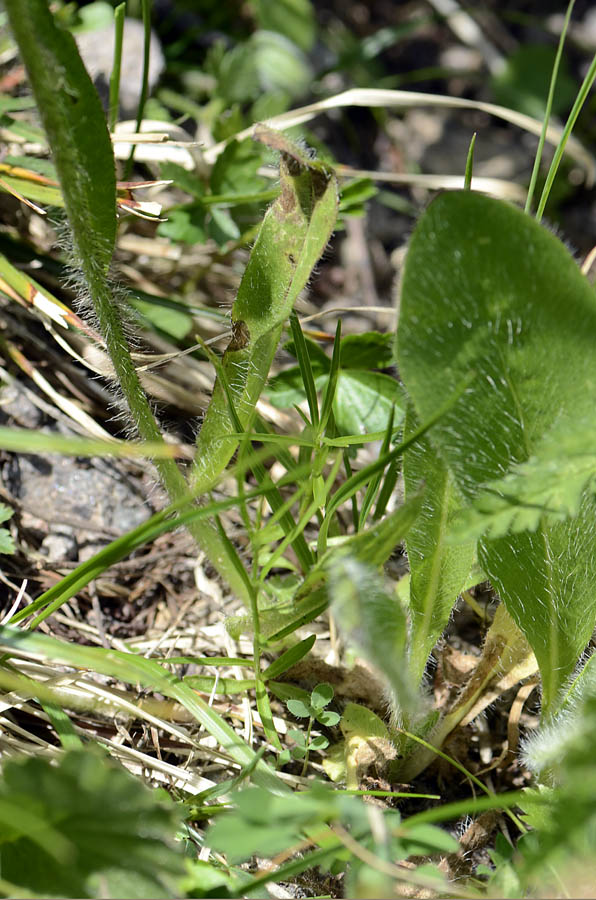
525 0 575 213
108 3 126 132
537 45 596 221
262 635 316 680
463 132 476 191
318 320 342 437
289 311 319 427
0 626 287 794
358 404 395 528
0 427 186 459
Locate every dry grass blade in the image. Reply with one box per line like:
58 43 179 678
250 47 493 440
202 87 594 185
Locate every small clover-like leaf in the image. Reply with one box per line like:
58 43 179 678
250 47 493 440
309 734 330 752
287 728 306 747
286 698 312 718
316 709 341 728
291 745 308 760
310 682 334 710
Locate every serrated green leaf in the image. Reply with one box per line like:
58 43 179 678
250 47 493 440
452 418 596 541
397 191 596 712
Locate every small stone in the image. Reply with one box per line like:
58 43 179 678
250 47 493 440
76 19 165 119
41 531 78 563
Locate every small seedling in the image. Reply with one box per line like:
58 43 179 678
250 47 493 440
0 503 15 555
284 683 340 773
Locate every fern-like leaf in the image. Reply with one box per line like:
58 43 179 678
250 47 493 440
452 418 596 542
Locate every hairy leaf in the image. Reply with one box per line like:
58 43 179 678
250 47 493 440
191 127 338 492
403 403 475 684
0 750 184 898
397 191 596 712
452 418 596 540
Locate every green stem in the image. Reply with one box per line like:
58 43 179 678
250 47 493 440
108 3 126 132
526 0 575 214
124 0 151 178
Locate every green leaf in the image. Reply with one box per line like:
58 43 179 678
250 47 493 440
492 45 576 120
287 727 306 747
262 634 316 680
338 177 379 218
0 530 15 555
0 749 184 898
329 557 415 717
403 823 458 855
265 367 325 408
333 370 404 436
5 0 116 268
207 786 326 864
253 0 316 52
396 191 596 713
310 682 334 710
286 698 312 718
216 31 311 104
0 503 13 525
289 311 320 426
339 331 395 369
403 403 475 684
316 710 340 728
131 296 192 341
159 161 206 199
451 417 596 541
191 128 338 494
210 138 267 196
157 205 207 244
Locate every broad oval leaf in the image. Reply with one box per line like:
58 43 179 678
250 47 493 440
397 191 596 713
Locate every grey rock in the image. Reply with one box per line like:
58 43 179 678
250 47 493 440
76 19 165 119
